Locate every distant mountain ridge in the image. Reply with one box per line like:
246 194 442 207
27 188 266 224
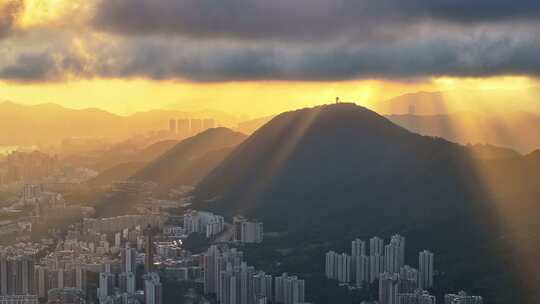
5 89 540 153
375 87 540 115
386 112 540 153
0 101 240 147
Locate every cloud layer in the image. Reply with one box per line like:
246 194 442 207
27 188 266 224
2 0 540 82
0 0 23 39
93 0 540 40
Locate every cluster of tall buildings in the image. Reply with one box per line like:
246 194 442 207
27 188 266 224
119 245 137 295
183 210 225 238
62 227 142 257
143 273 162 304
68 219 165 304
380 282 436 304
325 234 434 304
1 208 213 304
169 118 216 137
7 183 94 229
378 271 436 304
203 246 306 304
83 215 165 235
21 184 44 202
0 151 97 186
30 191 68 219
32 231 127 302
325 234 482 304
34 257 89 299
0 254 36 296
233 216 263 244
0 295 38 304
97 254 139 304
98 230 162 304
325 235 419 288
0 211 176 304
0 245 87 304
1 151 58 184
47 288 85 304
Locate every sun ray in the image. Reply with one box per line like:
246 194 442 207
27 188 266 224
428 82 540 299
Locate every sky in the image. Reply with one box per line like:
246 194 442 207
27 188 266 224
1 0 539 116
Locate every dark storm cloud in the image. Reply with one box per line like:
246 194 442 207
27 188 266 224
0 48 97 82
84 0 540 81
4 0 540 84
93 0 540 40
115 37 540 81
0 53 56 81
5 34 540 82
0 0 24 39
118 44 280 81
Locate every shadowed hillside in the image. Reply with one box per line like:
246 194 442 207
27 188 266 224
134 128 247 191
93 128 247 217
87 162 147 187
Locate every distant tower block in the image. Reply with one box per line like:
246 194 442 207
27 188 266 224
177 119 190 137
408 104 416 115
169 119 177 133
203 118 216 130
144 225 155 273
190 118 203 135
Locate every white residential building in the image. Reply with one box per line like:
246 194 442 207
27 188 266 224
369 237 385 256
275 273 305 304
144 272 163 304
324 251 351 283
369 255 385 283
353 255 369 287
352 239 366 257
234 216 263 243
379 272 400 304
419 250 434 290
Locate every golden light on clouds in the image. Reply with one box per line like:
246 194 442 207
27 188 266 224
10 0 90 29
433 76 537 92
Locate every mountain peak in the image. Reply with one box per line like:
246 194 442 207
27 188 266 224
196 127 245 138
193 102 468 219
249 102 412 144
